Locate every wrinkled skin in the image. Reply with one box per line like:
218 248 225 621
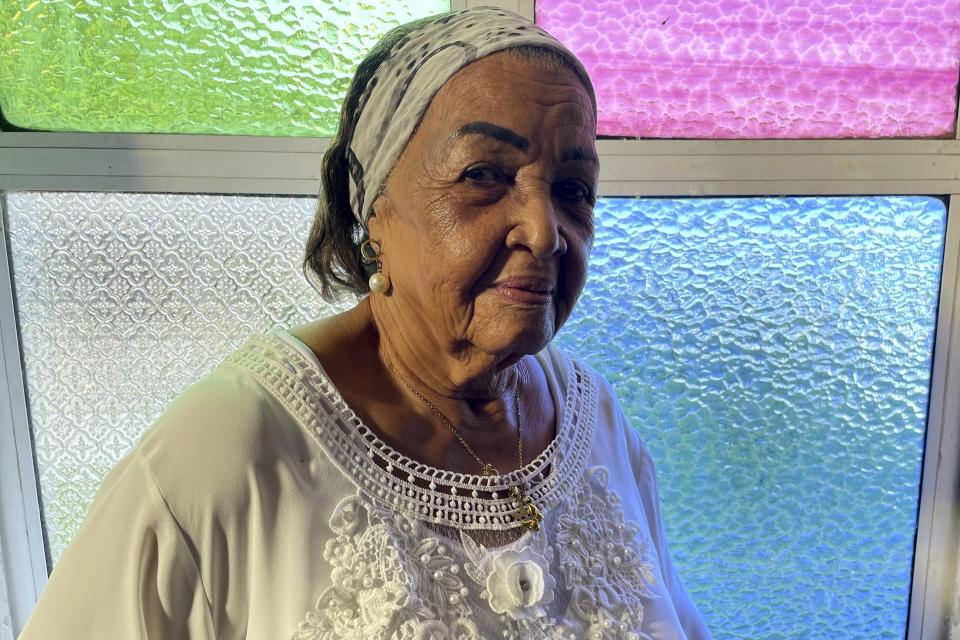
369 52 597 390
294 52 598 475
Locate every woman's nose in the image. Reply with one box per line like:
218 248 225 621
506 186 565 258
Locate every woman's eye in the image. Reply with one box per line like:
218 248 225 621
554 180 594 204
461 165 504 183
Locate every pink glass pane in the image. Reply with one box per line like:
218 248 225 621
538 0 960 138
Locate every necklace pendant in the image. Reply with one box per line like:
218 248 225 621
481 463 496 477
520 502 544 531
510 486 544 531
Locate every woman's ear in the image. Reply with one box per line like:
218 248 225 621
366 195 390 240
366 213 382 240
361 198 393 295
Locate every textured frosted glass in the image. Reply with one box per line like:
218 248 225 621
537 0 960 138
5 193 944 638
555 196 944 638
6 192 349 561
0 1 448 135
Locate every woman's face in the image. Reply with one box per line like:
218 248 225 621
368 52 597 365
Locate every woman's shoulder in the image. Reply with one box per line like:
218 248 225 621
134 335 320 519
140 353 292 456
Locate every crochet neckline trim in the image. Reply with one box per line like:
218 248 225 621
224 331 599 531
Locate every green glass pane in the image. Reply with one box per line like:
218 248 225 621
0 1 449 135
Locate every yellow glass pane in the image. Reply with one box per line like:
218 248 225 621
0 1 449 135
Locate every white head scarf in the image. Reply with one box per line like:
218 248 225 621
345 6 596 227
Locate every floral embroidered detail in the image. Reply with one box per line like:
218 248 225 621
229 334 672 639
329 496 364 536
294 467 663 639
293 496 474 640
555 466 658 634
584 608 654 640
460 525 556 624
409 618 480 639
485 547 556 620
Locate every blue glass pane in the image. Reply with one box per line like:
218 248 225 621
556 196 945 639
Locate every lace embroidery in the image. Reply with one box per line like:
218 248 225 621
293 495 479 640
460 522 557 624
219 333 661 639
554 466 658 639
294 468 659 640
222 333 598 531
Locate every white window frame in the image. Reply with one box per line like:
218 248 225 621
1 0 958 636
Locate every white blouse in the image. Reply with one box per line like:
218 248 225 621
19 331 711 640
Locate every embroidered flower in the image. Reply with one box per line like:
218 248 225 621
584 608 653 640
485 546 556 620
555 467 658 631
356 581 407 629
328 495 365 536
413 618 481 640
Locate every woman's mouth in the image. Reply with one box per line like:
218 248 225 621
492 277 554 305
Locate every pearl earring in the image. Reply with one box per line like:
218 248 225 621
360 239 390 294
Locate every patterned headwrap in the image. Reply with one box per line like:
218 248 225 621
346 6 596 227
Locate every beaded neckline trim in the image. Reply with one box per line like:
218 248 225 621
223 332 599 531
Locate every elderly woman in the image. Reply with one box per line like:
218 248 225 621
20 7 710 640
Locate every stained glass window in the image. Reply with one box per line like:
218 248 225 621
6 191 945 638
555 196 945 637
4 192 351 560
0 1 449 135
537 0 960 138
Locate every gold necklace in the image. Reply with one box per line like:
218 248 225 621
388 363 544 532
